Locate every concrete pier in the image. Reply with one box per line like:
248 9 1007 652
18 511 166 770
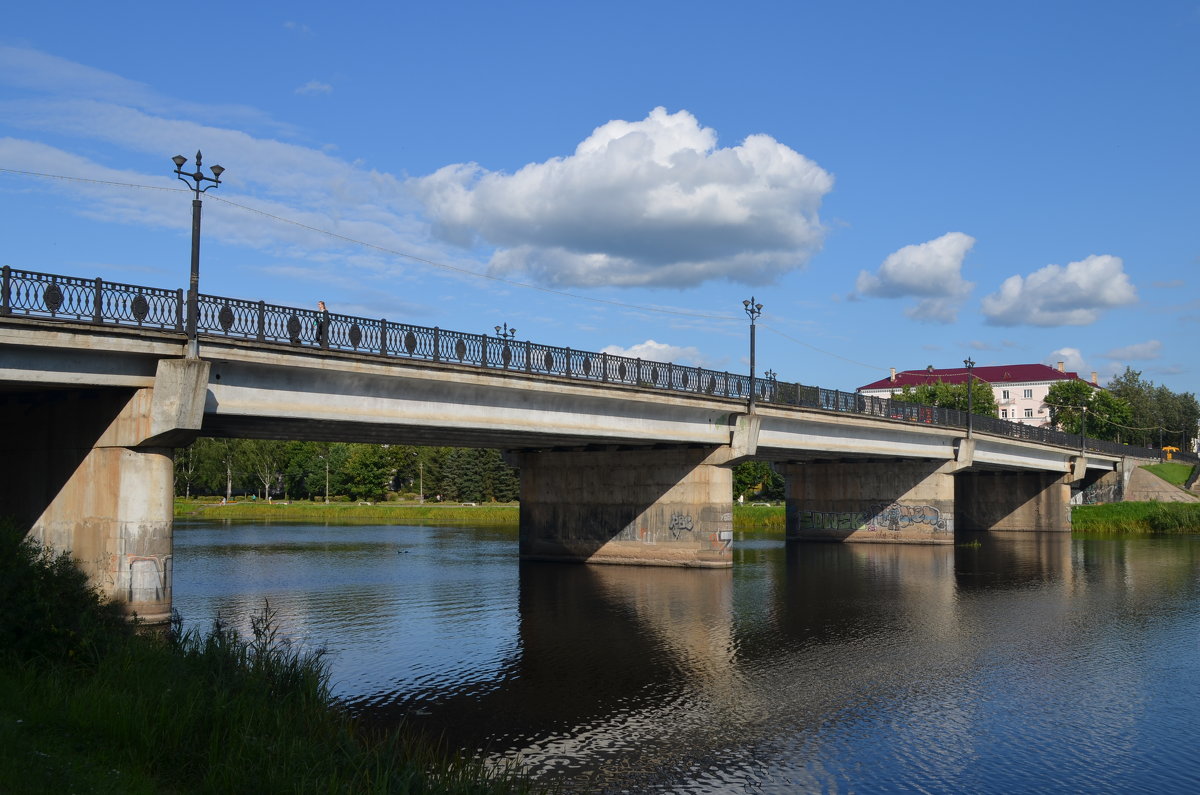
1 359 208 622
955 470 1071 532
515 446 738 567
781 460 956 544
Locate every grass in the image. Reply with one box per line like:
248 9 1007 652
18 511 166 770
734 503 785 536
1141 462 1197 489
0 519 535 794
177 499 520 525
179 499 788 535
1072 501 1200 535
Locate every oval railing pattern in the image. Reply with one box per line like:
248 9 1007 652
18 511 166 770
2 265 1193 464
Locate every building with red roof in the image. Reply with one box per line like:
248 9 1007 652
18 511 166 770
857 362 1097 427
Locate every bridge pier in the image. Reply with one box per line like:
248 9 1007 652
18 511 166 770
514 445 739 567
955 470 1071 532
1 359 209 623
780 460 956 544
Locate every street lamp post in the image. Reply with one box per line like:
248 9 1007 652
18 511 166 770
743 297 763 412
412 450 424 505
495 323 517 368
764 369 777 404
172 151 224 358
1080 406 1088 456
963 358 975 438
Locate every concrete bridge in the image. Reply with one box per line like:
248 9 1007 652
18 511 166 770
0 267 1157 622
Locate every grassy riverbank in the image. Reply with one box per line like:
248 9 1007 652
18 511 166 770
178 498 790 534
176 499 520 525
1140 462 1196 489
176 499 1200 537
1071 502 1200 535
0 521 533 794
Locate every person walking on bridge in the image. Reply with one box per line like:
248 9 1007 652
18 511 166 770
315 300 329 347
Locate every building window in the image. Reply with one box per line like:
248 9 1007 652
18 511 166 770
1023 388 1033 399
1024 408 1034 418
1001 409 1008 418
1002 389 1010 400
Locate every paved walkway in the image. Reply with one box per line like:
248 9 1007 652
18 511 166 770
1125 466 1200 503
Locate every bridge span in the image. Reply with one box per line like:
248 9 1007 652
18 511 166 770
0 267 1161 622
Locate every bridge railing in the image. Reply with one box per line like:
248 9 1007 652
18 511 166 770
3 265 1194 464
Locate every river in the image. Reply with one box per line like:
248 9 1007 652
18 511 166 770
173 521 1200 793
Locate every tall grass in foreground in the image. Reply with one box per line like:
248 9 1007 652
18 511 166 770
0 520 534 794
1072 502 1200 534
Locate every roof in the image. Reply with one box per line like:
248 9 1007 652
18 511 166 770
857 363 1087 392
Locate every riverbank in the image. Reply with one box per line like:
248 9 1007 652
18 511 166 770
176 499 520 524
0 522 533 794
1071 502 1200 534
176 499 792 534
177 498 1200 536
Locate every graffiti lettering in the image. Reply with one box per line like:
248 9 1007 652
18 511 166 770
865 503 947 532
668 512 695 539
796 504 949 533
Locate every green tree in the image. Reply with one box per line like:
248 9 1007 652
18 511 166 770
241 439 288 500
481 449 519 502
1105 367 1198 449
342 444 392 501
893 379 998 416
1046 380 1132 441
174 441 202 498
733 461 783 501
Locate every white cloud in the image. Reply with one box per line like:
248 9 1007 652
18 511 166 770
853 232 975 323
1046 347 1087 373
981 254 1137 326
1103 340 1162 360
411 107 834 288
295 81 332 96
601 339 704 365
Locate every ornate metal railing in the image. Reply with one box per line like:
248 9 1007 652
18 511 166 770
3 265 1194 464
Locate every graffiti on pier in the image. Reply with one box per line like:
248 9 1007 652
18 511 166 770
866 502 947 532
796 503 948 533
668 512 695 539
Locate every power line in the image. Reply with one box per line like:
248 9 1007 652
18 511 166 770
0 167 733 321
759 323 886 372
3 165 907 371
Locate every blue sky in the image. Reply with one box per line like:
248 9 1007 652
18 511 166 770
2 2 1197 395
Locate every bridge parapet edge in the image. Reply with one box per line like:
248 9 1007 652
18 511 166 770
2 265 1190 465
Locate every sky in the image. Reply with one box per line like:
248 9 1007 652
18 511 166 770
2 1 1198 395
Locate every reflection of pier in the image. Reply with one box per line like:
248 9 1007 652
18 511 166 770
344 533 1200 789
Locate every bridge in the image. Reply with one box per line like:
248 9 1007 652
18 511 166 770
1 266 1168 622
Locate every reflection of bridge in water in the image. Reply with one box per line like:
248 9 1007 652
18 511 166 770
341 536 1200 789
2 266 1163 621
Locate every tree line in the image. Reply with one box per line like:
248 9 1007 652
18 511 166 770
174 439 520 503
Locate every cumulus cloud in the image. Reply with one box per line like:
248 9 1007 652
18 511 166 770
411 107 834 288
295 80 332 96
1046 347 1087 373
1102 340 1162 360
601 339 703 365
853 232 975 323
981 254 1137 326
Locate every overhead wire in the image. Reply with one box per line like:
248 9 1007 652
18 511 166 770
2 165 894 369
0 167 731 321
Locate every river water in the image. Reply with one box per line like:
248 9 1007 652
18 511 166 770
173 521 1200 793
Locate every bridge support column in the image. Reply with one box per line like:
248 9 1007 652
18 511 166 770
514 446 737 567
2 359 209 623
956 470 1071 532
781 460 955 544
